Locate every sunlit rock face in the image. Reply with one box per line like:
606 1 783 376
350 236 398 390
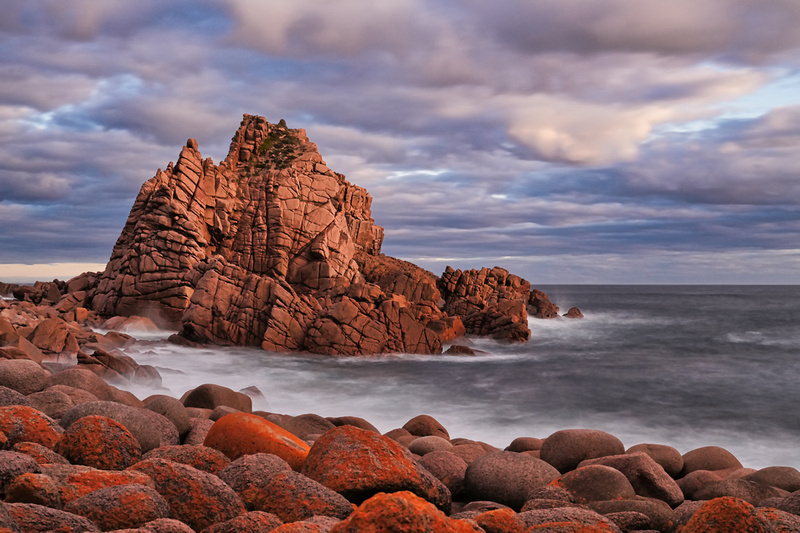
90 114 557 355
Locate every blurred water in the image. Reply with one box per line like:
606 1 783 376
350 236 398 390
118 285 800 469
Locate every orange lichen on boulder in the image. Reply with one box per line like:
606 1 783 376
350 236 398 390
473 508 526 533
0 405 64 449
329 491 481 532
203 412 309 470
55 415 141 470
53 467 153 504
127 457 245 532
680 496 771 532
301 425 442 507
63 484 171 531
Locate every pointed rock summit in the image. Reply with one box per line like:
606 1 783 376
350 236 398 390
89 114 561 355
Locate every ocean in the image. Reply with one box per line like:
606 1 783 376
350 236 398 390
117 285 800 470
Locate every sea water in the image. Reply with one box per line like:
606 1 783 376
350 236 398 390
117 285 800 469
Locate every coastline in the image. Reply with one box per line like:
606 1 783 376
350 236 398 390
3 295 800 531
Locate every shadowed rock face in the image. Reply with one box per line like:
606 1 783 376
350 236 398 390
89 114 559 355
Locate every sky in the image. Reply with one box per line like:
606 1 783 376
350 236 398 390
1 1 800 284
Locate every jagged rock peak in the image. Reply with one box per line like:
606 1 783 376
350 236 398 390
85 114 564 355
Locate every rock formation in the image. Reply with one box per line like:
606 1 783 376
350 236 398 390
84 114 564 355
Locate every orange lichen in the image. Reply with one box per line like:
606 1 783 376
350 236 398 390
55 415 141 470
680 496 770 533
330 491 480 532
59 469 152 503
474 508 526 533
204 413 309 470
0 406 63 449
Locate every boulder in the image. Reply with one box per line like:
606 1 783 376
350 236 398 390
588 497 675 532
473 508 527 533
301 425 448 510
0 360 50 395
402 414 450 440
409 435 453 456
217 453 292 509
518 507 621 532
142 444 230 474
580 452 683 507
63 484 171 531
681 496 771 532
59 401 165 453
27 317 80 356
680 445 742 476
42 464 153 504
5 472 62 507
127 458 245 531
5 502 100 532
464 451 560 510
693 478 788 506
0 406 63 449
549 464 636 504
418 450 469 500
46 368 114 401
11 442 69 465
183 383 252 413
539 429 625 473
744 466 800 492
202 511 284 533
26 389 74 419
0 450 42 498
506 437 543 453
0 385 33 407
328 491 480 532
626 443 684 478
203 412 310 469
144 395 191 438
55 415 141 470
249 470 354 523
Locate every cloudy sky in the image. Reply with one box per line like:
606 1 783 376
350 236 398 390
2 1 799 284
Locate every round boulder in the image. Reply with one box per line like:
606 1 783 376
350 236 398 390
626 443 684 478
217 453 292 509
11 441 69 465
330 490 470 532
745 466 800 493
464 451 560 510
46 367 114 401
0 384 34 407
252 470 354 523
5 502 100 532
204 412 310 469
0 450 42 498
127 458 245 532
0 405 64 449
5 472 62 507
0 360 50 395
26 389 74 419
301 425 446 509
539 429 625 473
581 452 683 507
418 450 468 500
144 395 191 438
402 414 450 440
681 496 770 533
56 415 141 470
64 484 170 531
409 435 452 456
59 401 165 452
183 383 252 413
506 437 543 453
680 446 742 476
203 511 284 533
143 444 230 474
550 464 636 504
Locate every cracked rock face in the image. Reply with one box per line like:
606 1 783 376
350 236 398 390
89 114 557 355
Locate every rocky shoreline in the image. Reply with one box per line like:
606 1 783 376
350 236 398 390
2 297 800 532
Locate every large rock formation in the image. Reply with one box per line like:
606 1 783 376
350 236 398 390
88 114 561 355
